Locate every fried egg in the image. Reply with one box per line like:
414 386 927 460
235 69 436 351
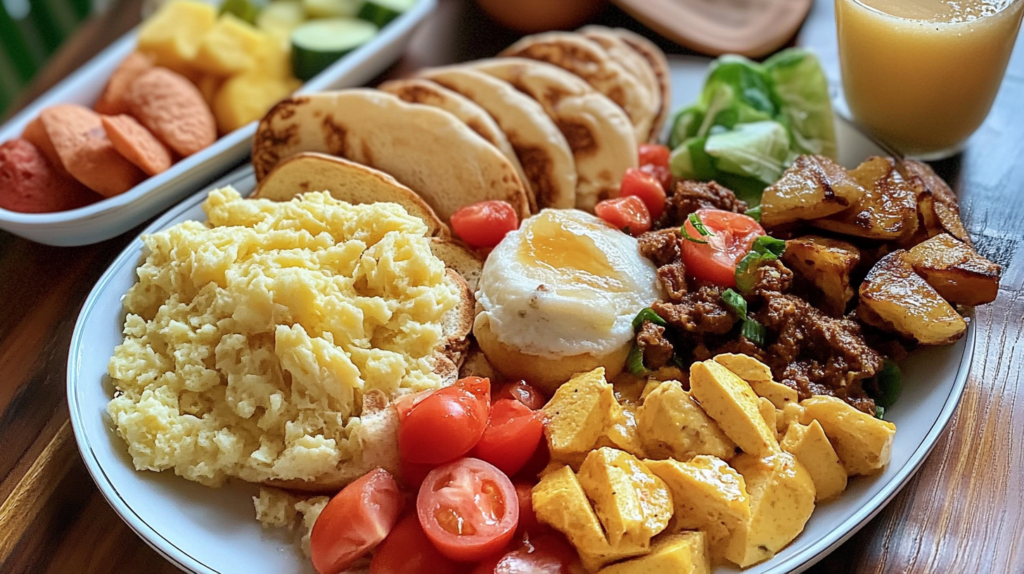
475 209 662 360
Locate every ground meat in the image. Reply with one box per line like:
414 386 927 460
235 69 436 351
637 321 675 370
653 285 737 336
657 262 688 303
750 259 793 297
658 180 748 229
637 228 680 267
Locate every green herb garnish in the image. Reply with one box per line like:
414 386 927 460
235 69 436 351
874 359 902 409
875 405 886 420
688 213 714 237
627 344 648 376
632 307 667 332
744 205 762 222
735 235 787 293
740 319 768 347
721 288 748 318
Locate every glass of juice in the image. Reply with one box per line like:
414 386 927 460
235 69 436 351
836 0 1024 159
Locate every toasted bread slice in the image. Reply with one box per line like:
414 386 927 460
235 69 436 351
442 268 475 367
610 28 672 142
429 238 483 293
254 152 449 238
252 89 531 221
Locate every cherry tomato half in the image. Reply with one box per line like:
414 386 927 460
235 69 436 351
370 514 465 574
451 201 519 249
399 378 491 466
680 208 765 288
619 168 667 220
310 468 404 574
513 482 545 538
418 458 520 562
594 195 651 236
638 143 673 192
494 381 546 411
470 534 579 574
472 399 545 476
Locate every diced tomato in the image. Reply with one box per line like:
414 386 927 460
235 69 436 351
619 168 667 220
399 379 491 466
514 440 550 481
451 200 519 249
594 196 651 236
637 143 673 193
680 208 765 288
470 534 579 574
513 482 546 537
310 469 404 574
418 458 520 562
493 381 546 411
473 399 545 476
370 514 465 574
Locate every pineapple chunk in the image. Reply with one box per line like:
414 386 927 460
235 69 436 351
193 13 269 76
137 0 217 73
213 72 300 133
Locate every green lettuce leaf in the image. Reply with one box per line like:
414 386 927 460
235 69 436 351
705 121 793 185
764 48 837 158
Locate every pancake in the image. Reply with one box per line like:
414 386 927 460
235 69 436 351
578 26 662 142
468 58 638 210
612 28 673 142
377 78 529 192
419 67 577 210
252 89 531 221
499 32 655 144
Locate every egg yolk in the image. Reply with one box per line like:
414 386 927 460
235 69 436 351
516 210 626 293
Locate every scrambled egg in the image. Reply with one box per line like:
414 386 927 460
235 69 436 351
107 186 458 486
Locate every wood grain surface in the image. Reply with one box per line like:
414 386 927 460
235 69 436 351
0 0 1021 572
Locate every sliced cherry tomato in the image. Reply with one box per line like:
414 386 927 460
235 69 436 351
394 389 431 421
310 469 404 574
494 381 546 411
399 379 491 466
619 167 667 220
370 514 465 574
638 143 673 192
594 195 651 236
514 439 550 481
418 458 520 562
473 400 545 477
400 459 437 490
451 201 519 249
680 208 765 288
470 534 579 574
513 482 546 537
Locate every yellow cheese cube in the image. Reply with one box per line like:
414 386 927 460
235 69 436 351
758 397 777 433
602 404 647 458
193 14 269 76
781 421 847 502
533 465 648 572
750 379 799 409
578 447 673 547
776 402 806 437
724 452 816 568
800 396 896 476
645 456 748 560
713 353 772 381
137 0 217 74
598 531 711 574
637 381 737 461
213 72 300 134
544 368 619 461
690 360 780 457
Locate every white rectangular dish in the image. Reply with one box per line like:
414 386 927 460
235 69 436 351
0 0 435 247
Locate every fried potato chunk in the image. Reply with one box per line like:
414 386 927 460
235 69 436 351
905 233 1000 307
761 155 865 227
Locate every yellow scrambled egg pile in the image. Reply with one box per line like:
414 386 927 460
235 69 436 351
107 186 458 486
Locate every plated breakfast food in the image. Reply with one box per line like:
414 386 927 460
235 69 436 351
71 24 1001 574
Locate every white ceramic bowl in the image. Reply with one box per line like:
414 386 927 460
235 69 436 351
0 0 435 247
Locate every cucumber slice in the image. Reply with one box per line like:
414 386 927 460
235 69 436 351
290 18 378 81
302 0 363 18
220 0 260 24
257 1 306 40
357 0 415 27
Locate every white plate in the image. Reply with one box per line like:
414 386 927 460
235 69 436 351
0 0 435 247
67 59 975 574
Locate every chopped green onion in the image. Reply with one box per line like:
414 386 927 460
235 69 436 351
627 344 648 376
734 235 787 293
631 307 667 332
721 288 748 318
751 235 786 258
875 359 902 408
875 405 886 420
744 205 762 222
680 224 709 244
740 319 768 347
688 213 714 237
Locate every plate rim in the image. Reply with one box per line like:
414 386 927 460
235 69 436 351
67 163 977 574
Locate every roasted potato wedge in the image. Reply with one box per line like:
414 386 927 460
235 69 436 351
905 233 1001 306
859 250 967 345
782 236 861 316
761 155 865 228
813 156 918 241
898 159 972 246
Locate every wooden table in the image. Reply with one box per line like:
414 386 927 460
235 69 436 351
1 0 1022 572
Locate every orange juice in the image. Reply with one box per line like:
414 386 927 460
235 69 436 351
837 0 1024 157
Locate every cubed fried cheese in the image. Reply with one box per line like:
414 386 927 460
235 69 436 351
637 381 737 461
777 402 806 437
725 452 816 568
533 465 648 572
758 398 777 433
713 353 772 381
645 456 749 558
800 396 896 476
543 368 619 461
597 532 711 574
750 379 799 409
578 447 673 547
689 361 779 457
602 404 647 458
781 421 847 501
